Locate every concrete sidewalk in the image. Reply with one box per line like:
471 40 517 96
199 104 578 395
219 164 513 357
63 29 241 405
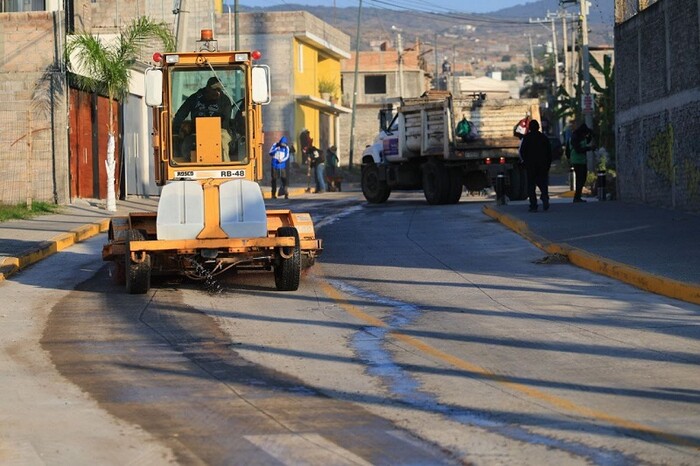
483 197 700 305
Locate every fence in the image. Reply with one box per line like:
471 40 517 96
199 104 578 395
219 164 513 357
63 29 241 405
0 105 56 205
615 0 662 23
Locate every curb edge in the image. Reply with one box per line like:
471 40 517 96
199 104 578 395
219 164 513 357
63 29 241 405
482 204 700 306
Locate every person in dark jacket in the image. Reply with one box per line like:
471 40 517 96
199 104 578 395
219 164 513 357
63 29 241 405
519 119 552 212
173 77 233 162
569 123 594 202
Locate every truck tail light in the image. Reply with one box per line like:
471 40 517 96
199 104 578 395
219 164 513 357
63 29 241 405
485 158 491 165
499 157 506 164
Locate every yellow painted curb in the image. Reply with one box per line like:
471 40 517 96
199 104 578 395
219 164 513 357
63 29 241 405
0 256 19 281
2 218 111 280
483 204 700 305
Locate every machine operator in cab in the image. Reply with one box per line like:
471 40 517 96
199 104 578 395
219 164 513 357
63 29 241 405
172 76 233 162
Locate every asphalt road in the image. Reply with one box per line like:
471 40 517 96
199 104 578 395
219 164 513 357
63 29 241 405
2 191 699 465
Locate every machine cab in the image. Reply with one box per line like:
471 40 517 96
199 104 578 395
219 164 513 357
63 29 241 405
145 49 270 185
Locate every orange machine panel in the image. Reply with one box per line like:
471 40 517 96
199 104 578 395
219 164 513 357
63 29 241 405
195 117 222 163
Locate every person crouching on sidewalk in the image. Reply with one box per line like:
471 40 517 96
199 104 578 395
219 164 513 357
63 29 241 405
519 119 552 212
269 136 290 199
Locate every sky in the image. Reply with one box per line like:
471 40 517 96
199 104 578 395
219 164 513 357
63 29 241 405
235 1 536 15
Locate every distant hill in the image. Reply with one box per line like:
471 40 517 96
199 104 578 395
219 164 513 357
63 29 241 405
239 1 613 26
237 1 614 74
494 0 613 26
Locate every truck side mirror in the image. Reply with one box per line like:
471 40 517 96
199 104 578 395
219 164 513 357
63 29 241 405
379 108 393 133
144 69 163 107
251 65 271 105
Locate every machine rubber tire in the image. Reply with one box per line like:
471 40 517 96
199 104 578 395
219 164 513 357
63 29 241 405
446 167 463 204
274 227 301 291
507 165 528 201
125 229 151 294
362 164 391 204
422 162 449 205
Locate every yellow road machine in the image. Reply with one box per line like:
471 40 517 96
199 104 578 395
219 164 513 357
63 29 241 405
103 30 322 294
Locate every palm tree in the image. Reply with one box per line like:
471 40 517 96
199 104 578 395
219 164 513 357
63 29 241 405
66 17 174 211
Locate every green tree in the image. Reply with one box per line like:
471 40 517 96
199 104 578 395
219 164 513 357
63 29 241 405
66 17 174 211
589 53 615 165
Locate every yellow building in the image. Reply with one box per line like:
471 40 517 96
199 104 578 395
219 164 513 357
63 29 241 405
227 11 351 164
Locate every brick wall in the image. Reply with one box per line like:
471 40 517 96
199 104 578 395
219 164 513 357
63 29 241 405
0 12 69 204
615 0 700 210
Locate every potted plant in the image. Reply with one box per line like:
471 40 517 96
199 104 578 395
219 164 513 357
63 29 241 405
318 78 337 101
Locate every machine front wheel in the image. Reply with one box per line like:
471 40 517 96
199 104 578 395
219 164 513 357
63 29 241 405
274 227 301 291
125 229 151 294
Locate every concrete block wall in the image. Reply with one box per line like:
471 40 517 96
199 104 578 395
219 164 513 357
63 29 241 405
615 0 700 211
339 105 382 168
0 11 69 204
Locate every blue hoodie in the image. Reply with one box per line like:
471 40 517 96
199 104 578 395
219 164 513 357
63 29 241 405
269 137 290 169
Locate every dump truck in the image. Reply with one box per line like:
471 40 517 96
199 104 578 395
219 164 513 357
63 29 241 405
103 30 321 294
360 91 540 204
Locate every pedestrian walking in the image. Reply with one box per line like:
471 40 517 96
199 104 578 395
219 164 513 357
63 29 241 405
569 123 594 203
308 146 326 193
268 136 290 199
519 119 552 212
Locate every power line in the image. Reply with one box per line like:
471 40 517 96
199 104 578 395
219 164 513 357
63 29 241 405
364 0 536 26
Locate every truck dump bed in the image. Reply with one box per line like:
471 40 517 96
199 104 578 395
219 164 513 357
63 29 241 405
399 92 540 158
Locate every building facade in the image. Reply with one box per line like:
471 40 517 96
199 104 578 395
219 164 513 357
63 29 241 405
340 45 427 167
214 11 350 168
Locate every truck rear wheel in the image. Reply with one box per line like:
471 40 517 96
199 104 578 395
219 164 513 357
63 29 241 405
422 162 449 205
446 167 463 204
125 229 151 294
362 164 391 204
274 227 301 291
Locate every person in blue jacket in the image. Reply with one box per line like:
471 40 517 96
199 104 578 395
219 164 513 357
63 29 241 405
269 136 290 199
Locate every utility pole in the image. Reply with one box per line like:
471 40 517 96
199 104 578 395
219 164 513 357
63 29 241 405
392 26 405 97
234 0 239 50
434 33 439 90
173 0 189 52
528 34 535 71
348 0 363 170
562 12 570 94
579 0 594 170
549 14 560 94
529 15 561 95
452 44 457 95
